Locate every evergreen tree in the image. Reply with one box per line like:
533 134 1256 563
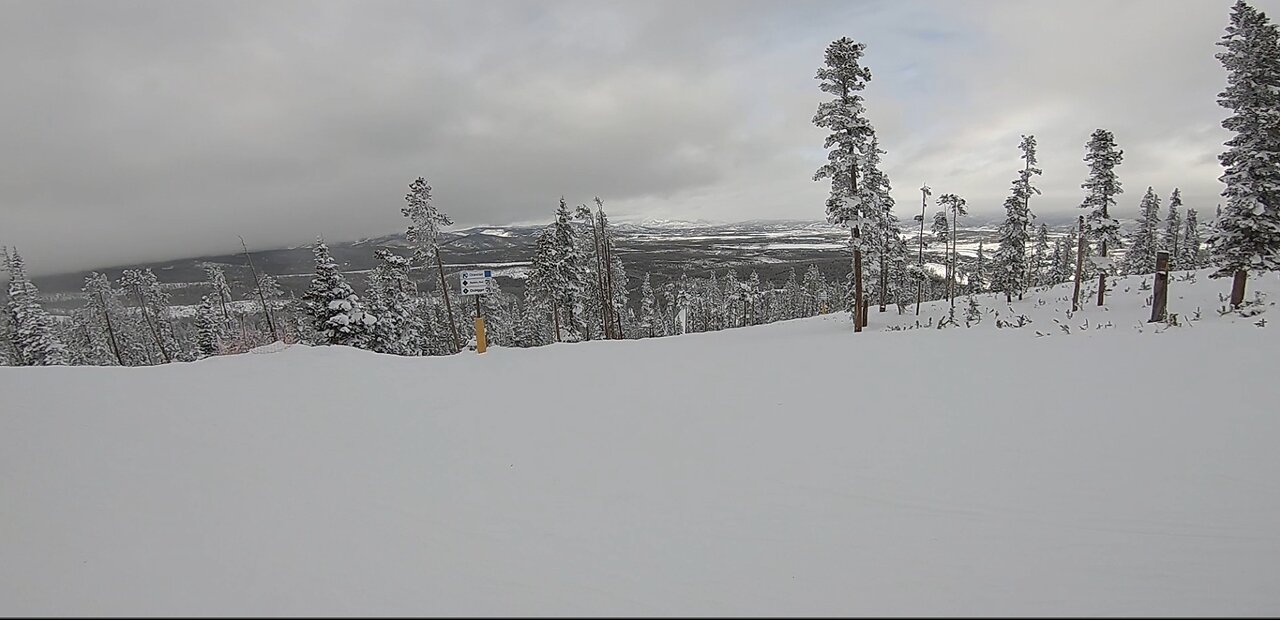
81 272 132 365
801 265 827 316
3 249 70 366
552 199 588 340
120 268 178 363
858 132 905 313
301 237 376 347
814 36 876 331
1048 237 1066 286
204 264 234 332
364 249 423 355
1080 128 1124 304
971 241 987 293
782 268 801 319
1184 208 1204 268
1212 0 1280 306
993 135 1043 302
1125 187 1163 275
638 273 657 337
1031 224 1050 287
402 176 461 352
194 294 222 357
936 193 968 306
1164 188 1184 269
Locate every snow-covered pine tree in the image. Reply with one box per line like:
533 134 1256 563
743 271 757 327
801 264 826 316
573 204 604 341
194 294 222 357
936 193 968 307
204 264 234 333
1031 224 1050 287
1048 236 1066 286
0 290 15 366
1212 0 1280 306
1080 128 1124 305
3 249 70 366
931 209 950 295
858 132 905 314
992 135 1041 303
594 198 626 339
402 176 461 352
971 241 987 293
723 270 742 328
638 273 657 337
119 269 177 363
782 268 801 319
551 198 588 340
1183 208 1204 268
365 249 423 356
301 237 376 348
1164 188 1183 269
993 201 1029 302
80 272 132 365
814 36 876 332
1125 187 1162 275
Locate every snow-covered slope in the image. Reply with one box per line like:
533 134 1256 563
2 271 1278 615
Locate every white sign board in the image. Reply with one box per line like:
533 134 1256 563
460 270 494 296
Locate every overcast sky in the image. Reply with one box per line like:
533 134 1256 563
1 0 1272 275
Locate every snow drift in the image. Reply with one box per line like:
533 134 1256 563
2 271 1278 615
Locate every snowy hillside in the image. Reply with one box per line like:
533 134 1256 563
2 270 1279 615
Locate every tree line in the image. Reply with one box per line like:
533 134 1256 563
3 0 1279 364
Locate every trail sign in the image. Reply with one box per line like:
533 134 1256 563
460 270 493 296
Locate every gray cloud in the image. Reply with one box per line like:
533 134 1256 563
0 0 1271 274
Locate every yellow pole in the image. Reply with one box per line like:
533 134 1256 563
475 317 486 354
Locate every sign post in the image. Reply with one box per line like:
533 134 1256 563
460 270 494 353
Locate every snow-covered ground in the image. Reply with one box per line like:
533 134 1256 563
2 270 1278 615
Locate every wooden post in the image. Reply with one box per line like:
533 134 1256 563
1149 251 1169 323
1231 270 1248 308
1071 216 1085 313
474 294 486 354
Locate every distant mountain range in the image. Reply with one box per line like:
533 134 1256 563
29 216 1072 312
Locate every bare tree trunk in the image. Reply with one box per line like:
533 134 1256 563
98 291 125 366
239 236 277 341
1096 238 1108 307
916 188 927 316
587 212 608 338
949 205 958 309
853 228 864 334
552 307 561 342
1231 270 1248 308
131 284 171 363
1072 216 1086 313
435 248 461 353
879 255 887 312
600 210 623 340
